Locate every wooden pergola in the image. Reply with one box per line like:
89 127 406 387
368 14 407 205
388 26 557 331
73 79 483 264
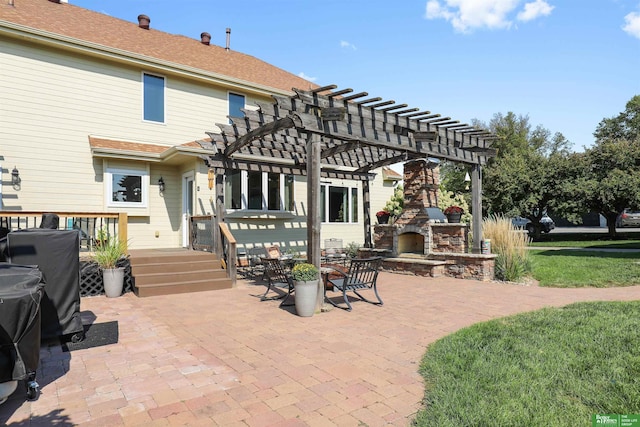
198 84 496 267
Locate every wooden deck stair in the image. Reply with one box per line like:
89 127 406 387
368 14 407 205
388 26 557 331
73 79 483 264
129 249 233 297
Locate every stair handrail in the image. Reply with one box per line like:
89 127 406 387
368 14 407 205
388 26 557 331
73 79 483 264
218 222 237 287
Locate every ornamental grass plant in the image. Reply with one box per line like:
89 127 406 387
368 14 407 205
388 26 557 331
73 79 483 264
93 236 127 270
483 214 531 282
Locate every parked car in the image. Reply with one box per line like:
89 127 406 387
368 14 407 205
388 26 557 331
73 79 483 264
616 209 640 228
511 215 555 234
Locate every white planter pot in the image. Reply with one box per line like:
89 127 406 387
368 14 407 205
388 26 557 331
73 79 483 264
103 267 125 298
294 280 318 317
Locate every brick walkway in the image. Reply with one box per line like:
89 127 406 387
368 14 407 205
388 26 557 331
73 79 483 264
2 273 640 426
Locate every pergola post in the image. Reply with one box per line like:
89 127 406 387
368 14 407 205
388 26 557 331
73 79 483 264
306 133 324 313
306 133 322 267
471 164 483 253
363 179 372 248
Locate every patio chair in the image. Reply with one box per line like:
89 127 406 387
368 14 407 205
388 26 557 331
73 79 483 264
247 247 269 278
260 257 294 306
326 257 383 311
322 238 347 265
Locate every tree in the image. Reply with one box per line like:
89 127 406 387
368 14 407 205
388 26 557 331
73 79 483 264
476 113 578 239
593 95 640 143
580 139 640 237
581 95 640 237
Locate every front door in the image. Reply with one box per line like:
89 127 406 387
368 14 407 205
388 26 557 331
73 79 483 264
182 172 194 247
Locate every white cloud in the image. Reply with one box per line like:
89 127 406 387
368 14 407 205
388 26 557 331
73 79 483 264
517 0 554 22
425 0 553 33
622 11 640 39
298 72 317 82
340 40 357 50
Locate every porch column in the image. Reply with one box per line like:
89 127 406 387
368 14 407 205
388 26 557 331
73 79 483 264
471 164 483 253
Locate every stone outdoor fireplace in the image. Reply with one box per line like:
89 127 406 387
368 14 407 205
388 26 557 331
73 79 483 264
366 159 494 281
374 159 467 256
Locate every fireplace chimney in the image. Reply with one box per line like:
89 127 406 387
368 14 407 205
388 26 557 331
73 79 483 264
200 32 211 45
225 28 231 51
137 14 150 30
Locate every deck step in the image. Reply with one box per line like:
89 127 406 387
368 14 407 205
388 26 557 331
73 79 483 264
129 249 233 297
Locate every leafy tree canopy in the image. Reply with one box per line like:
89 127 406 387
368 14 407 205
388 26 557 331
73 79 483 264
593 95 640 143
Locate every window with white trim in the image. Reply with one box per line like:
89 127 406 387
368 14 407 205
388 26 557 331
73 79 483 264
143 73 165 123
105 167 149 208
225 170 294 211
321 184 359 223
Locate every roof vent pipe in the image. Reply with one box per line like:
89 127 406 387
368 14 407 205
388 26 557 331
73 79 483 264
226 28 231 51
137 14 150 30
200 32 211 45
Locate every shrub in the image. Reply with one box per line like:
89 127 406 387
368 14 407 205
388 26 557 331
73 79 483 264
483 214 531 282
383 186 404 219
291 263 319 281
345 242 361 258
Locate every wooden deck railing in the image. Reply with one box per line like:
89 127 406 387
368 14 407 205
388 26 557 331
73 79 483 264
189 214 237 286
0 211 128 252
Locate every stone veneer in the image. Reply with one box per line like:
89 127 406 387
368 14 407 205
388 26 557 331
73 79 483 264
370 158 495 281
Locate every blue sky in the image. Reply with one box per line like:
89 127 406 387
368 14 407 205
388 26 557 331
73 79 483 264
72 0 640 152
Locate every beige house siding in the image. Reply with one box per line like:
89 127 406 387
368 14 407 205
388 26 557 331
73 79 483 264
1 33 401 252
1 37 268 248
226 171 399 255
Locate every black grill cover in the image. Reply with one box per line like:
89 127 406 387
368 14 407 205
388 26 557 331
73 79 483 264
7 229 83 340
0 264 44 382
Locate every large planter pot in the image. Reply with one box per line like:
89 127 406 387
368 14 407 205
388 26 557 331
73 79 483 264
446 213 462 223
294 280 318 317
103 267 125 298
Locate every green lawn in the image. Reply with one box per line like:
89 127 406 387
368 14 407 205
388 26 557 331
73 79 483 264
413 234 640 426
530 249 640 287
531 232 640 249
414 302 640 427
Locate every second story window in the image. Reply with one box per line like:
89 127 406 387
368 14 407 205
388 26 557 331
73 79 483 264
228 93 245 123
143 73 165 123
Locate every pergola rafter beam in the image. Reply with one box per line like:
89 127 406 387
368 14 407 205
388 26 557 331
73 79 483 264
223 114 302 156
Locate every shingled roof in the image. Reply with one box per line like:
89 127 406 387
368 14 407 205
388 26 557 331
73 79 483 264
0 0 316 94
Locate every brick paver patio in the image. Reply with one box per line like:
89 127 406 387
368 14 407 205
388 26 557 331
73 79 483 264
2 272 640 426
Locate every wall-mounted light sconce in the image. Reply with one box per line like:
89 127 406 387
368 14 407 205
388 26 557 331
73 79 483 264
11 166 21 188
158 177 165 193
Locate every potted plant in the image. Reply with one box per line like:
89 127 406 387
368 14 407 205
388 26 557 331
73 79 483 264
93 236 127 298
291 262 319 317
376 210 391 224
444 205 464 223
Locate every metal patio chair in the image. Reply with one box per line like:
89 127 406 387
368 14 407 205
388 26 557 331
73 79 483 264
326 257 383 311
260 257 294 307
